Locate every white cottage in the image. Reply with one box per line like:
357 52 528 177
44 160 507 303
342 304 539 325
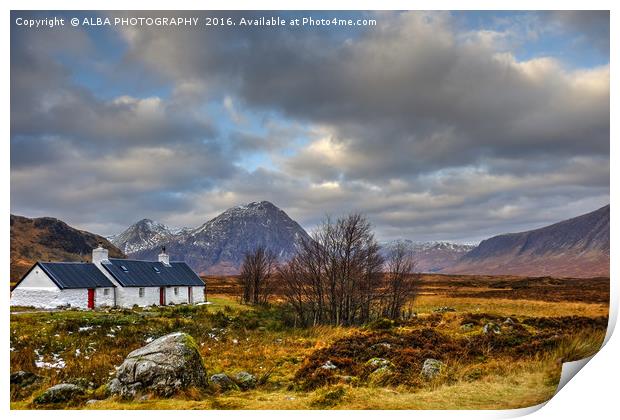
10 246 206 309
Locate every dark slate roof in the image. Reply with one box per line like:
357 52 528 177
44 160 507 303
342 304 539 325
37 262 117 289
101 258 205 287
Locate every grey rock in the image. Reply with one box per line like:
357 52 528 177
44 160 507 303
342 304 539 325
421 358 444 379
460 323 474 331
321 360 337 370
366 358 393 370
34 383 85 404
234 371 257 390
503 317 515 325
210 373 237 391
108 332 207 398
368 366 394 385
10 371 40 387
433 306 457 313
483 322 501 334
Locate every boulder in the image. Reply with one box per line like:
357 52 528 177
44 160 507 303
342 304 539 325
482 322 501 334
108 332 207 398
10 371 40 388
34 383 85 404
234 371 257 390
320 360 337 370
365 358 393 370
421 358 444 379
210 373 237 391
366 358 395 385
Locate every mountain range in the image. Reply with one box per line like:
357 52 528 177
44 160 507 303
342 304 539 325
113 201 312 275
10 202 610 280
380 240 476 273
442 205 610 277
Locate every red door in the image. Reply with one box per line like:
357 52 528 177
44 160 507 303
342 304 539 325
160 287 166 305
87 289 95 309
188 287 193 304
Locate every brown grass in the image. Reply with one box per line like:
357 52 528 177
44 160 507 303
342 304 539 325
10 273 610 410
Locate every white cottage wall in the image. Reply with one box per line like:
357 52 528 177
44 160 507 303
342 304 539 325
95 287 115 307
116 287 160 307
10 266 61 308
191 286 206 304
165 286 189 305
11 286 90 309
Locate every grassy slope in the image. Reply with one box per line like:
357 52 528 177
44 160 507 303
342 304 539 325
10 289 608 410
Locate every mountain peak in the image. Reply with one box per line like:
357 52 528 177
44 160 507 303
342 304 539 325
113 201 311 275
110 218 174 255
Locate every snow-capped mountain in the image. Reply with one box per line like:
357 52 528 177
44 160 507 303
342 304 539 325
380 240 477 273
114 201 311 275
109 218 175 255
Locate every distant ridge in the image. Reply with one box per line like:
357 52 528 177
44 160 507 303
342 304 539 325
442 205 609 278
10 214 125 282
380 240 476 273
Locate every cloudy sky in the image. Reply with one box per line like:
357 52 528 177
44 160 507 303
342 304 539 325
10 11 609 243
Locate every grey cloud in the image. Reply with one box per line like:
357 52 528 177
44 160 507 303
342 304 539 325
10 11 610 242
545 11 609 53
119 11 609 182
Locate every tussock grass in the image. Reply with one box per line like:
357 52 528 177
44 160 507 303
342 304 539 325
10 291 608 410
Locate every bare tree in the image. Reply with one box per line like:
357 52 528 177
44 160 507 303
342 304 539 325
279 213 385 326
381 242 419 319
239 246 277 305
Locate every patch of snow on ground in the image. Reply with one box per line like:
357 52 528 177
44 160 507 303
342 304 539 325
34 350 66 369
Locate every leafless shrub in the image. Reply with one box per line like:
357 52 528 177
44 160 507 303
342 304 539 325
239 246 277 305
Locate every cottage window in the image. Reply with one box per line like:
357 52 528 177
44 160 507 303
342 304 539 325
103 288 110 296
174 287 179 296
139 288 145 297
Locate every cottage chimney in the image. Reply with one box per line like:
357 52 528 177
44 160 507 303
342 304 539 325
92 244 109 265
158 246 170 266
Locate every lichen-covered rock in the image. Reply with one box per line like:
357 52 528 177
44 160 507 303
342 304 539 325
34 383 85 404
365 358 393 370
483 322 501 334
11 371 42 400
421 358 444 379
368 366 394 386
10 371 40 387
433 306 456 313
320 360 337 370
108 332 207 398
460 323 474 331
210 373 237 391
365 358 395 385
234 371 257 390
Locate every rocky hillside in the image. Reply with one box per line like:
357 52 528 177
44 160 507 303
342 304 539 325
10 215 125 282
380 240 476 273
121 201 312 275
443 205 610 278
108 219 175 255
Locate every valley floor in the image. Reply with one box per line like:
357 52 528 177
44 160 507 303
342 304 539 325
10 274 609 410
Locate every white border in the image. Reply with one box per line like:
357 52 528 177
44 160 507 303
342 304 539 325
3 1 616 419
